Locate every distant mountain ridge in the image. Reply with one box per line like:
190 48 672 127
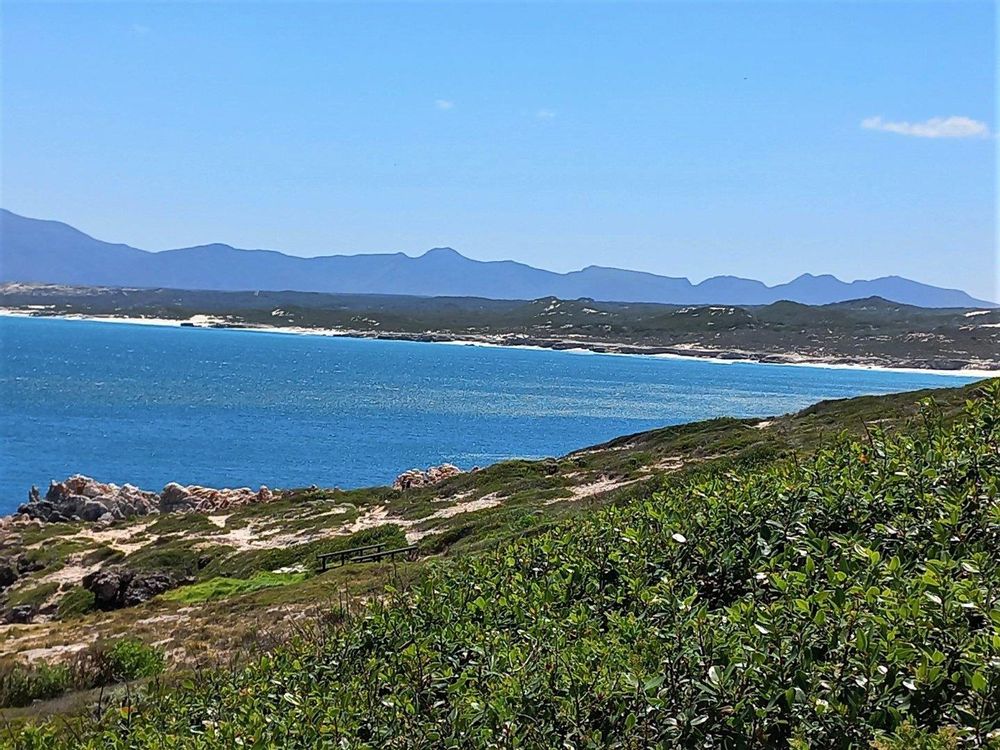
0 209 993 308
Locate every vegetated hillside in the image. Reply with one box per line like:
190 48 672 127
2 210 994 308
3 283 1000 370
10 381 1000 748
3 383 977 686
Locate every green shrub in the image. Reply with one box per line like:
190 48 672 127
872 723 962 750
92 638 164 682
0 662 72 708
124 544 201 577
11 381 1000 747
0 637 166 709
5 581 59 610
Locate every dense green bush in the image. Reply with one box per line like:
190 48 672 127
0 637 164 711
10 383 1000 748
0 662 72 708
93 638 164 683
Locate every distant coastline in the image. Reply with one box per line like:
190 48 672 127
3 309 997 378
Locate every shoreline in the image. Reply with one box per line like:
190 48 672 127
2 308 997 378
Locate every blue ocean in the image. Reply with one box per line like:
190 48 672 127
0 315 980 514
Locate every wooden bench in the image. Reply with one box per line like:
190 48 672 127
318 542 387 571
351 545 418 564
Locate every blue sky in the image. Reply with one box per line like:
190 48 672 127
2 2 996 300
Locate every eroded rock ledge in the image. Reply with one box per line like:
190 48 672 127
15 475 275 524
392 463 463 490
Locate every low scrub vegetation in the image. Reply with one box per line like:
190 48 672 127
0 638 164 709
9 382 1000 747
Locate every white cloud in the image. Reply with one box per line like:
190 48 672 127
861 115 989 139
130 23 150 35
434 99 455 110
535 109 556 120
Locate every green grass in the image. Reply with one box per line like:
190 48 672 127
81 545 125 567
54 587 96 620
21 539 90 570
5 581 59 610
0 662 72 709
161 571 309 604
11 381 1000 748
145 512 219 536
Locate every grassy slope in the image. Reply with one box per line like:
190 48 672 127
3 284 999 369
6 379 1000 747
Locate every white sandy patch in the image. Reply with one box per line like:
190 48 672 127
648 457 686 473
67 521 155 555
18 641 93 663
37 563 100 587
545 476 640 505
429 493 502 519
271 564 307 575
198 523 316 551
135 613 189 627
432 490 474 504
187 314 228 326
350 494 507 543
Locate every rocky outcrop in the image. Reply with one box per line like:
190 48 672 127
393 463 463 491
16 475 277 524
4 605 35 624
160 483 273 513
82 567 189 610
16 476 159 523
0 562 17 591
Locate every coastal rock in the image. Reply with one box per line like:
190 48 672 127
15 554 43 576
160 483 197 513
18 475 160 523
160 483 274 513
4 605 35 624
79 499 110 522
83 568 186 610
15 475 279 524
0 562 18 591
393 463 463 491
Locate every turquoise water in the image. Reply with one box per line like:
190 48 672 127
0 315 979 514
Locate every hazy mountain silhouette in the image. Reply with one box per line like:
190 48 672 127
0 209 992 307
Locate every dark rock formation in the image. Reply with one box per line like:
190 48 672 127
4 605 35 624
82 568 189 610
15 554 43 576
0 562 17 590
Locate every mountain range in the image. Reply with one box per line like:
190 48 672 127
0 209 993 307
